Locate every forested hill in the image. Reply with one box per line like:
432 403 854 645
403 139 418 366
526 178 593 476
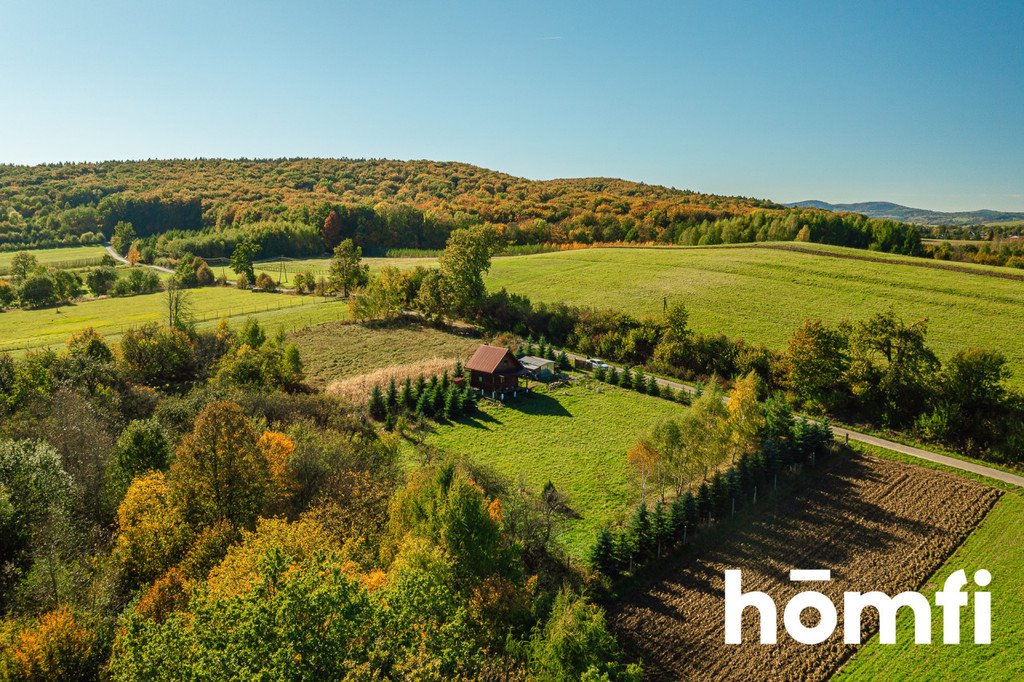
0 158 923 259
788 200 1024 227
0 158 777 248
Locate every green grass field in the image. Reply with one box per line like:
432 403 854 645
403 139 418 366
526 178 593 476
836 490 1024 680
422 380 689 559
288 320 481 387
483 245 1024 387
252 256 437 286
0 244 107 274
0 287 346 352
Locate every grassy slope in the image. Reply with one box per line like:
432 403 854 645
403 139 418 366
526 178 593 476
423 380 688 559
0 288 345 352
836 491 1024 680
288 320 481 387
483 245 1024 387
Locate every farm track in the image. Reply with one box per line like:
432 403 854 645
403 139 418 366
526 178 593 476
608 452 1001 681
563 351 1024 489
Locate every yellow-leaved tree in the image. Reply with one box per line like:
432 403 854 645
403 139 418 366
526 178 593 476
727 372 765 462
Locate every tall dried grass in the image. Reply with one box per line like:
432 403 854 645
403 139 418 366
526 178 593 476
326 357 462 403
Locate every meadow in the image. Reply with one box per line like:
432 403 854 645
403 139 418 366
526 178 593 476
0 287 347 353
252 255 437 286
483 244 1024 387
0 244 107 274
422 379 689 558
836 490 1024 680
288 319 481 387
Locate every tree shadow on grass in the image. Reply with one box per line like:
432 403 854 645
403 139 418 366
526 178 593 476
451 410 502 430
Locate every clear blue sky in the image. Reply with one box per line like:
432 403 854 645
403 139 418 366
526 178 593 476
1 1 1021 211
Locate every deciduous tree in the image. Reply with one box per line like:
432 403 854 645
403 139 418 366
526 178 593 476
169 401 269 529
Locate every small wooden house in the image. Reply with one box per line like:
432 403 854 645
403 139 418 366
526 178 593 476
466 345 526 399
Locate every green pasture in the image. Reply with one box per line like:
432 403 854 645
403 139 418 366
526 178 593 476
837 490 1024 680
0 245 107 274
422 379 689 559
482 245 1024 387
0 286 347 353
252 256 437 286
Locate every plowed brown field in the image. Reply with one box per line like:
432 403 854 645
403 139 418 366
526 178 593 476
609 453 1000 681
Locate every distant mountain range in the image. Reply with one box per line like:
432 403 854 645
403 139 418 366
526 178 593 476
787 200 1024 226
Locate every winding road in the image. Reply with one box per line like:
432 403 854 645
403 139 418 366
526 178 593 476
562 351 1024 488
104 244 175 274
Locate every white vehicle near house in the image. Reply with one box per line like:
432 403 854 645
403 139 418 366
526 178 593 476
588 358 610 370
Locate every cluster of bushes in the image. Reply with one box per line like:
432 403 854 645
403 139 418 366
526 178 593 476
0 252 84 309
481 291 784 391
591 402 834 578
367 364 477 428
926 238 1024 269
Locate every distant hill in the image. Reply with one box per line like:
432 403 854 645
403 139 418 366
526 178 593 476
787 200 1024 226
0 158 784 250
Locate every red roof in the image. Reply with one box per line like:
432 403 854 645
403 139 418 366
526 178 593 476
466 345 522 374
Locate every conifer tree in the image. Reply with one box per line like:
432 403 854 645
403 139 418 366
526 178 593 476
652 500 671 557
590 527 617 576
401 377 414 410
385 376 398 413
368 384 386 421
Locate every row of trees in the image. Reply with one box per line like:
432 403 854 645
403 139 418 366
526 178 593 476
592 389 834 578
927 238 1024 268
367 367 478 428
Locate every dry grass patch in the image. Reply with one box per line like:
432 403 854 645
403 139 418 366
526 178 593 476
326 357 461 404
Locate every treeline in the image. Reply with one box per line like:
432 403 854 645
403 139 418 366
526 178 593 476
2 159 932 264
0 312 640 679
0 194 201 251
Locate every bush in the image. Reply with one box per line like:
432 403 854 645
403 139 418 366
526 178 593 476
18 272 56 308
0 608 99 682
255 272 276 291
528 590 641 681
86 265 118 296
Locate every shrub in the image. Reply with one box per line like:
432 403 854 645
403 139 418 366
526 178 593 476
255 272 276 291
1 608 99 682
85 265 118 296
